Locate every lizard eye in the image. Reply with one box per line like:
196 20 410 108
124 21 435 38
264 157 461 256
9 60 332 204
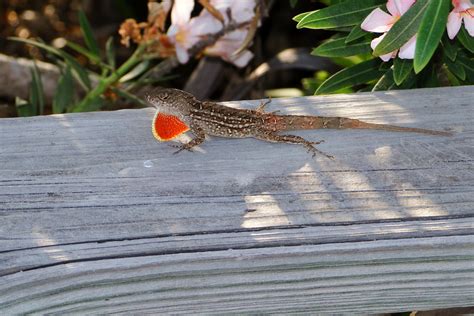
159 92 169 100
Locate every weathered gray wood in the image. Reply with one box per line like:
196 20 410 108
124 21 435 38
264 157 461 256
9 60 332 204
0 86 473 314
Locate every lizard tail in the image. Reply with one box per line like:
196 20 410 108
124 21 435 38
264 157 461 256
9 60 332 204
271 115 452 136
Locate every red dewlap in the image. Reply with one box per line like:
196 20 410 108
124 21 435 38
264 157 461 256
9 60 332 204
152 112 190 141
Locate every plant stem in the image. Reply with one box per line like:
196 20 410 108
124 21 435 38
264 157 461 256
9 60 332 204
72 44 146 112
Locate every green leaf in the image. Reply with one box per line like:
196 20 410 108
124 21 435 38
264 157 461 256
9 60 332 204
444 55 466 80
66 40 101 64
346 26 368 43
29 62 44 115
441 35 458 61
312 37 371 57
374 0 429 56
119 60 150 83
316 59 384 94
414 0 450 73
372 68 396 91
106 36 116 70
393 58 413 85
458 54 474 82
53 66 75 113
15 97 36 117
293 11 314 22
418 64 439 87
78 10 100 57
296 0 386 29
396 70 416 89
457 26 474 53
9 37 91 90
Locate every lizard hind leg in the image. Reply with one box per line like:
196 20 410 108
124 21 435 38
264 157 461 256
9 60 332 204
255 97 280 115
257 133 334 159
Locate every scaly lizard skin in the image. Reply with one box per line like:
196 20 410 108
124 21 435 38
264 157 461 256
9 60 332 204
146 88 451 158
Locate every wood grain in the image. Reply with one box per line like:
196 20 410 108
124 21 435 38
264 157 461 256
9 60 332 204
0 86 473 314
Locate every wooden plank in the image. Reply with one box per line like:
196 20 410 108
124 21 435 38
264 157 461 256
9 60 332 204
0 86 473 314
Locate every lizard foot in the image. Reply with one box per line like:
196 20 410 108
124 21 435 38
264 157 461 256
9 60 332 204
310 140 325 145
307 146 334 159
169 143 194 154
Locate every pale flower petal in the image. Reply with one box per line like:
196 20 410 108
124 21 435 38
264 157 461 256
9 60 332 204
206 29 247 55
230 50 253 67
171 0 194 25
208 0 256 23
387 0 401 16
361 8 394 33
175 45 190 63
387 0 415 16
464 15 474 36
447 11 463 39
453 0 473 12
210 0 233 11
189 13 223 35
398 35 416 59
229 0 256 23
370 34 397 61
370 33 385 50
205 29 254 67
167 23 178 37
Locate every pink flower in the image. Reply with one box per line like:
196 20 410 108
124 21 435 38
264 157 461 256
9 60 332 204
205 29 254 67
166 0 257 67
200 0 256 66
167 0 222 63
361 0 417 61
447 0 474 39
207 0 256 23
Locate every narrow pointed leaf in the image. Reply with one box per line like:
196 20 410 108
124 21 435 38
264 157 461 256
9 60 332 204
15 97 36 117
414 0 449 73
9 37 91 90
78 10 100 57
316 59 384 94
293 11 315 22
457 26 474 53
444 56 466 80
393 58 413 85
30 62 44 115
66 40 101 64
119 60 150 83
53 66 75 113
374 0 429 56
457 55 474 82
418 65 439 87
297 0 385 29
372 68 396 91
346 26 368 43
106 36 116 70
312 37 371 57
441 35 458 61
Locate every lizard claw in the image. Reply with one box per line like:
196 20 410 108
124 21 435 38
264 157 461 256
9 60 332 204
168 143 193 154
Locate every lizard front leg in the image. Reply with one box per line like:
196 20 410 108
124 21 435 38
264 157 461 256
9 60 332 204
171 124 206 154
255 132 333 159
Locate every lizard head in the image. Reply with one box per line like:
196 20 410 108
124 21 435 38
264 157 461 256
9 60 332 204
145 87 195 121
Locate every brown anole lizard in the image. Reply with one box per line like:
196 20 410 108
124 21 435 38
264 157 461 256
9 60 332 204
146 88 451 159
